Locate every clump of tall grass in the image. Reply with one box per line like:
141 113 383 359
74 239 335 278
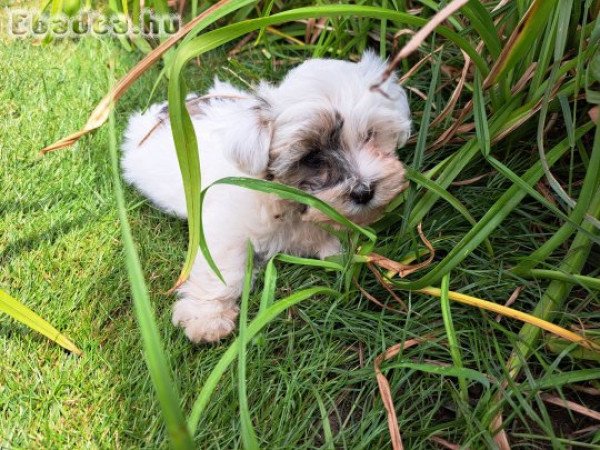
3 0 599 447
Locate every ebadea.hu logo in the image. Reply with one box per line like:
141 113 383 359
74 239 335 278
6 8 181 39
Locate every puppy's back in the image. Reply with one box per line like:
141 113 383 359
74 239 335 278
121 102 189 218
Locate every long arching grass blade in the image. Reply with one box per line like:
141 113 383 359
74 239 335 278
204 178 376 239
238 243 260 449
108 103 192 449
439 273 469 401
176 174 376 286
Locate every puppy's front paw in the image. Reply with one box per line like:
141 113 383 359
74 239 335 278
172 297 239 343
317 238 342 260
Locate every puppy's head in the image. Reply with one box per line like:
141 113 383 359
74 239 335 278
224 52 411 225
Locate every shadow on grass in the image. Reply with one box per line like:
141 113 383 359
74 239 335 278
0 212 95 264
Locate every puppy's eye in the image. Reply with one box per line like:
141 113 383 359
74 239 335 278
365 129 375 142
299 150 321 168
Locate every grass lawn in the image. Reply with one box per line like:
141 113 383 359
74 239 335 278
1 6 599 449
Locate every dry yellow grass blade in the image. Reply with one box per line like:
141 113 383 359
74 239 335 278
40 0 236 155
490 413 511 450
429 436 461 450
367 223 434 278
372 0 469 90
398 45 444 84
540 393 600 422
0 289 82 355
429 50 472 128
354 278 405 314
417 287 600 353
367 264 408 311
374 337 426 450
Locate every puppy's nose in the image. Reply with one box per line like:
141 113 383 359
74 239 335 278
350 184 375 205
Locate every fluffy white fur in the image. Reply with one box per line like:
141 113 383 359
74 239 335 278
121 52 411 343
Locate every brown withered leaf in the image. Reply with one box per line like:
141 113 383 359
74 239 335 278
374 337 426 450
367 223 434 278
372 0 469 92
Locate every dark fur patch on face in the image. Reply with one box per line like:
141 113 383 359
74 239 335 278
271 110 352 192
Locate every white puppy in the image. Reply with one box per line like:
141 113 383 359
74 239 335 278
121 52 411 343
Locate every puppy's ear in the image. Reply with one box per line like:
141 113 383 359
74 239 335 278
385 82 411 148
221 99 272 176
209 79 273 176
358 51 411 148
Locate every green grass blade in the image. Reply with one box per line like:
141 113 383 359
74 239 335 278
473 70 491 158
401 50 441 234
513 120 600 274
462 0 501 58
411 50 441 172
439 273 468 401
275 254 344 271
255 0 276 44
164 0 260 288
108 105 193 449
192 176 374 280
252 258 278 348
506 191 600 379
258 258 277 314
188 287 337 434
379 0 388 58
531 369 600 391
484 0 559 87
198 177 374 280
393 123 594 290
180 0 259 47
168 74 210 286
406 168 494 256
206 178 375 241
314 389 334 450
387 362 491 388
238 243 260 449
520 269 600 291
0 289 81 355
527 3 559 98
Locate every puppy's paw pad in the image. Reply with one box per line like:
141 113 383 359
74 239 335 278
181 317 236 343
172 298 238 343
